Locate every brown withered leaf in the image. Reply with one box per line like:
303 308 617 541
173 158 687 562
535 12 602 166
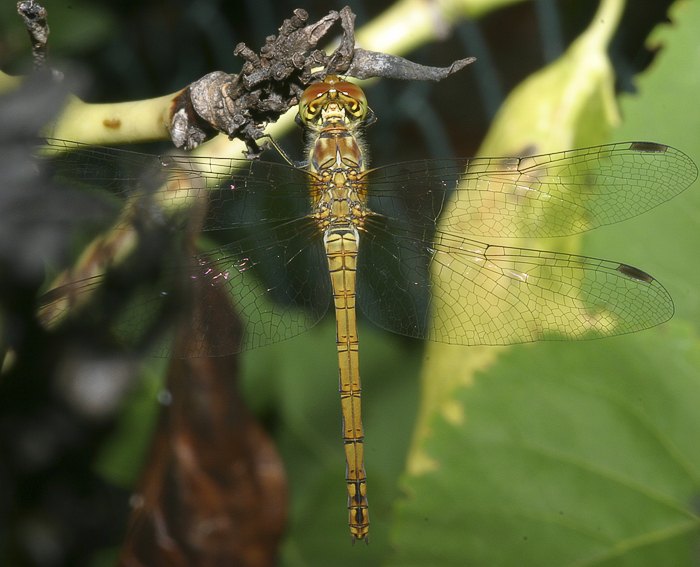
119 280 287 567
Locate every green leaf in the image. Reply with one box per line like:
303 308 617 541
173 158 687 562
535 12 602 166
391 325 700 567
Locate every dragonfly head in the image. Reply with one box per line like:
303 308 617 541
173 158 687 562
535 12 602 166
298 75 369 128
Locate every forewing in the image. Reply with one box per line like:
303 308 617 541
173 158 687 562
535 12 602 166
365 142 697 238
41 138 315 232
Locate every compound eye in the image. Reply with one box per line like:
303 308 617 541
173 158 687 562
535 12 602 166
336 82 364 103
335 81 368 119
297 76 369 123
298 81 332 124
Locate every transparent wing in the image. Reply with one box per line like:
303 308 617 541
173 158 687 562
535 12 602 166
41 138 316 231
357 218 673 346
183 218 331 355
39 217 331 356
365 142 697 238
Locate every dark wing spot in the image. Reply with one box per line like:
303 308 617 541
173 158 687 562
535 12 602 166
629 141 668 153
617 263 654 283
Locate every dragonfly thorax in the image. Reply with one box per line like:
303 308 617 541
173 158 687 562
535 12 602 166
312 164 369 231
300 77 372 232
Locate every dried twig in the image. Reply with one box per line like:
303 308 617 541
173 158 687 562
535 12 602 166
171 6 474 155
16 1 50 70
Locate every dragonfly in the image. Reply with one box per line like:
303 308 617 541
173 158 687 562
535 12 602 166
38 75 697 541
